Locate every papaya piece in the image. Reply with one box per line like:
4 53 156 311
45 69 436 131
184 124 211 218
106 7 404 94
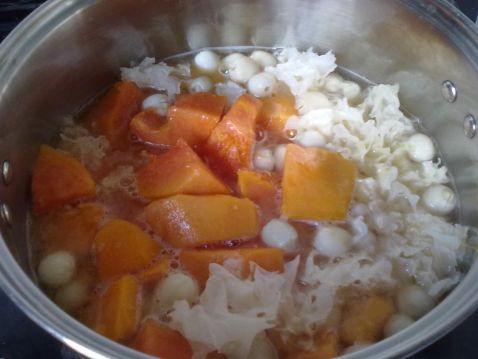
132 319 192 359
35 203 103 258
180 247 284 287
129 110 177 148
94 219 159 280
136 257 170 285
89 81 143 149
340 292 395 345
137 139 229 200
168 92 227 146
146 194 259 248
95 275 139 341
206 94 262 176
257 94 297 141
237 170 278 218
286 329 341 359
32 145 96 214
281 144 357 221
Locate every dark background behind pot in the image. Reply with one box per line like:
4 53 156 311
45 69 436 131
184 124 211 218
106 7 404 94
0 1 477 358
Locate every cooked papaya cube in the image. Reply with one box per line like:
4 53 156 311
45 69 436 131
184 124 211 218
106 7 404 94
206 94 262 175
168 92 227 146
89 81 143 149
35 203 103 258
129 110 177 148
132 319 192 359
136 257 170 285
286 329 341 359
281 144 357 221
237 170 278 218
137 139 229 200
257 94 297 140
180 247 284 287
95 275 139 341
340 292 395 345
32 145 97 214
146 194 259 248
94 219 159 280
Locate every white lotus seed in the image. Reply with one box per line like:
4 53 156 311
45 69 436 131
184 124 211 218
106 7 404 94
247 72 277 98
422 184 457 216
313 226 352 257
194 50 221 73
38 251 76 288
250 50 277 69
397 284 435 319
406 133 435 162
384 313 415 337
261 219 298 252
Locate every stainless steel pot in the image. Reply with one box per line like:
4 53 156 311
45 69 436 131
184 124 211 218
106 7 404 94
0 0 477 358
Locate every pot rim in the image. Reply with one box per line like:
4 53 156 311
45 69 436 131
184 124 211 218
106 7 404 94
0 1 477 358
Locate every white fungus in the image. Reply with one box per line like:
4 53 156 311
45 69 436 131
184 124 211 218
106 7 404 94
261 219 298 252
384 313 415 337
253 147 275 171
153 273 199 313
222 53 260 84
422 184 456 216
397 284 435 319
38 251 76 288
250 50 278 68
194 50 221 73
406 133 435 162
54 280 89 312
247 72 278 98
187 76 213 93
313 226 352 258
142 93 169 116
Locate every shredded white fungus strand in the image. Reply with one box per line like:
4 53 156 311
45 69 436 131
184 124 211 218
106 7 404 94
120 57 190 98
58 122 110 171
170 259 294 359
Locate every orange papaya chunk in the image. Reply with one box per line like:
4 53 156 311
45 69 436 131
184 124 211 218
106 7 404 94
32 145 96 214
281 144 357 221
95 275 139 341
237 170 278 218
88 81 143 149
340 292 395 345
36 203 103 258
94 219 159 280
168 92 227 146
136 257 170 285
286 329 341 359
180 247 284 287
129 110 177 148
132 319 192 359
206 94 262 175
257 94 297 141
146 194 259 248
137 139 229 200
